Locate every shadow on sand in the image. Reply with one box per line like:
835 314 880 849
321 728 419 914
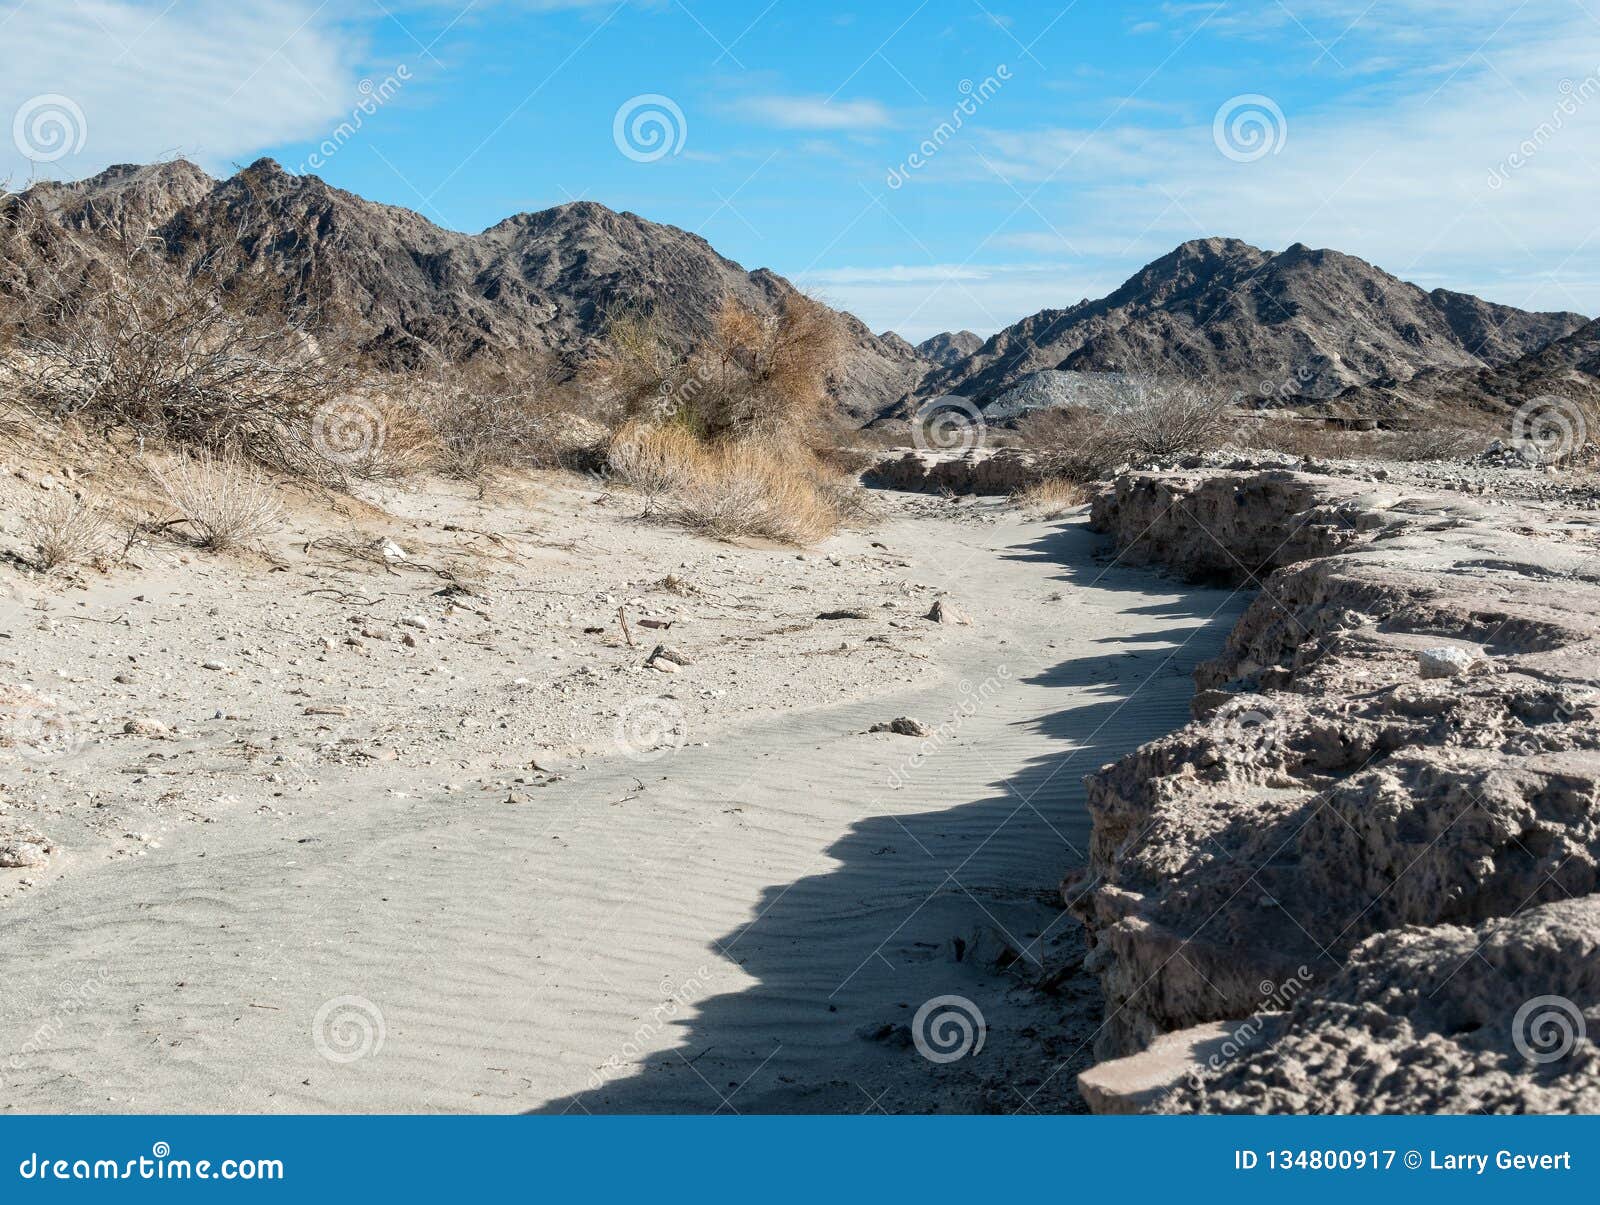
533 520 1248 1114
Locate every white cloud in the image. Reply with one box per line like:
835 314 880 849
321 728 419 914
797 261 1121 342
1 0 357 182
964 19 1600 315
740 95 893 130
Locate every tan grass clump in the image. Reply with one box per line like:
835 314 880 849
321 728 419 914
1012 477 1088 517
147 450 284 550
24 492 112 572
606 423 843 544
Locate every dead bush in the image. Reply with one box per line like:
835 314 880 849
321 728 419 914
9 244 360 478
408 353 599 479
1019 372 1238 482
148 450 284 550
589 293 846 445
24 492 112 572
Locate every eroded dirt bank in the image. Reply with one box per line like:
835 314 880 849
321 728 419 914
1076 463 1600 1113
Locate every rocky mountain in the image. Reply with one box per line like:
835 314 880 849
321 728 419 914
909 238 1587 411
1314 317 1600 422
914 329 983 366
9 159 926 419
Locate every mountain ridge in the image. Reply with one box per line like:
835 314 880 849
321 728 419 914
908 237 1587 413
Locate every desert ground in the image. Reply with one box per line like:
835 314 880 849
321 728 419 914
0 465 1244 1113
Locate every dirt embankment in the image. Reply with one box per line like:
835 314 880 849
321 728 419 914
1074 464 1600 1113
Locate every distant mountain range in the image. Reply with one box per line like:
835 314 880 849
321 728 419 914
903 237 1588 418
6 163 1592 427
5 159 926 420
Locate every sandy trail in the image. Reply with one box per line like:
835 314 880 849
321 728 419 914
0 501 1243 1113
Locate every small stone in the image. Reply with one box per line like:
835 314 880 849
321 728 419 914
401 616 430 630
925 599 971 625
870 717 933 737
0 842 48 869
201 660 226 671
123 717 170 737
817 609 871 620
1417 646 1483 679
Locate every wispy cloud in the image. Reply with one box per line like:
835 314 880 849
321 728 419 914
1 0 356 182
740 94 893 130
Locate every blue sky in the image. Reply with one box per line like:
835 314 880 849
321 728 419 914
5 0 1600 339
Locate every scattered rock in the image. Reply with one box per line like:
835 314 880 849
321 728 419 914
869 717 932 737
817 609 871 620
0 842 48 869
1417 646 1484 679
122 717 170 737
924 599 971 625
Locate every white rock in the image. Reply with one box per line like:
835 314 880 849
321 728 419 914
0 842 48 869
401 616 430 630
380 540 407 562
1418 646 1482 679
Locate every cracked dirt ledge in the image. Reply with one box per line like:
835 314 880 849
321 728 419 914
1073 462 1600 1113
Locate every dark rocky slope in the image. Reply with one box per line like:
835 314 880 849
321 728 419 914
911 239 1585 410
9 159 927 418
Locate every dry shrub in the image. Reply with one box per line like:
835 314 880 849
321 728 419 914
1018 372 1237 483
406 353 600 479
1012 477 1088 517
592 295 851 545
589 293 846 445
24 492 111 572
606 424 844 544
8 241 359 478
148 450 284 550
